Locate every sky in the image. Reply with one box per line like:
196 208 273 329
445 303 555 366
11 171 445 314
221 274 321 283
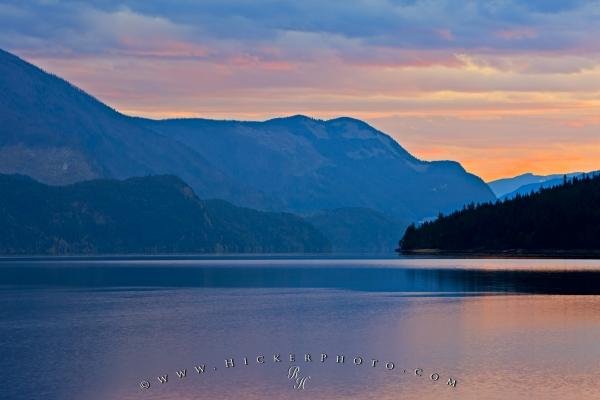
1 0 599 181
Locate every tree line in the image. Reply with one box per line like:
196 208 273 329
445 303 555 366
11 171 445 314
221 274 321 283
399 174 600 253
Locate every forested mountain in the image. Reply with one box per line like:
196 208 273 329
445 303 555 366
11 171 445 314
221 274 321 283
0 174 330 255
399 174 600 254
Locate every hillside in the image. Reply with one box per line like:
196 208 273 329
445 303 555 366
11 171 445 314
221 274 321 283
399 174 600 255
140 116 495 220
0 174 331 255
306 208 407 253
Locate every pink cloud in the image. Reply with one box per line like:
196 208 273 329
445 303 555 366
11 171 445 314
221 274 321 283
495 28 538 40
116 36 209 58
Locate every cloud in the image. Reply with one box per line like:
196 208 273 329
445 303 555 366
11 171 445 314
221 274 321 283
2 1 600 61
0 1 598 179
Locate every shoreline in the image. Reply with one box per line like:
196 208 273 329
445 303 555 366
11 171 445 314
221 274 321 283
398 249 600 259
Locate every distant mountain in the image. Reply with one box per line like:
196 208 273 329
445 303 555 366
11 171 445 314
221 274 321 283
305 208 407 253
488 172 582 198
0 174 331 255
493 171 599 200
399 174 600 255
140 116 495 221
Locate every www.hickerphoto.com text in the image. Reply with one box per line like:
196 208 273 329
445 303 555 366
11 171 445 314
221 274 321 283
138 352 458 392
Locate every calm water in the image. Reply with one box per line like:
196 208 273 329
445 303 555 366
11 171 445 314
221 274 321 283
1 257 600 399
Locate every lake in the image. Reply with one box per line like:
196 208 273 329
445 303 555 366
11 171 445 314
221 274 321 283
1 256 600 399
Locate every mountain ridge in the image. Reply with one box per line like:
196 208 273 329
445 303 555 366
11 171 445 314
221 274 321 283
0 48 264 205
140 114 494 220
487 172 583 199
490 171 600 200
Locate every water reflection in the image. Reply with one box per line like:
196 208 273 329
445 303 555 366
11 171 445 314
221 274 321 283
1 258 599 399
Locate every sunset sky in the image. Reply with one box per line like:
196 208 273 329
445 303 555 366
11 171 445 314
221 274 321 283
1 0 599 181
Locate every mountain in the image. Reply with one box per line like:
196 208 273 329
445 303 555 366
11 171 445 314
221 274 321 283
493 171 599 200
488 172 582 198
0 48 271 207
399 174 600 255
0 48 496 251
139 116 495 221
0 174 331 255
305 208 408 253
488 173 558 198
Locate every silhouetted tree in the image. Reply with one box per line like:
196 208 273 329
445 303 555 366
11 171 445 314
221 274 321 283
399 174 600 253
